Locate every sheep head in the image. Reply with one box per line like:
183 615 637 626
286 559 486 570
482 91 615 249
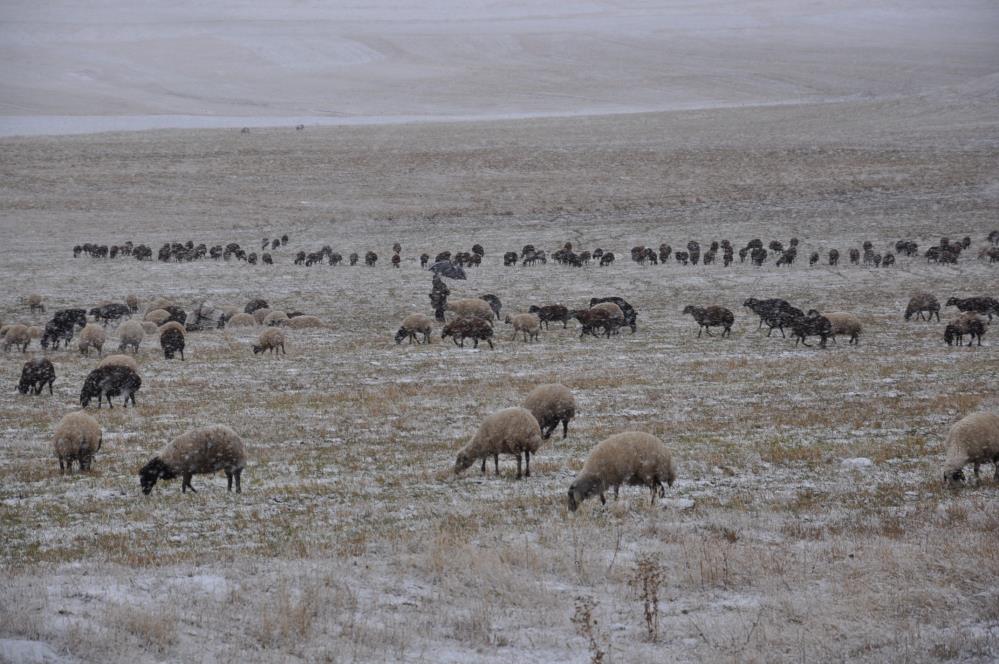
454 451 475 475
567 475 602 512
139 457 176 495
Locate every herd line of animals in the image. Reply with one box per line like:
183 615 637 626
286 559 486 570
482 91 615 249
3 231 998 504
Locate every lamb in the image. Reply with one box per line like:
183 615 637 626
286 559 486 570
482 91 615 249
77 323 107 356
445 298 495 323
27 293 45 313
286 315 323 329
18 358 55 395
682 305 734 338
822 312 862 345
144 309 171 326
942 411 999 484
253 328 286 355
2 323 30 352
571 308 616 338
504 313 541 342
80 365 141 408
159 321 186 360
395 313 433 344
454 407 543 479
125 294 139 313
528 304 570 329
263 310 290 326
117 320 145 353
946 297 999 323
523 383 576 440
53 411 102 473
139 425 247 494
567 432 676 510
227 312 257 327
98 354 139 372
904 292 940 322
441 318 494 348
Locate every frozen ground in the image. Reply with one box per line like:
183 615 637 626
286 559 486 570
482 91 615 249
1 0 999 135
2 53 999 664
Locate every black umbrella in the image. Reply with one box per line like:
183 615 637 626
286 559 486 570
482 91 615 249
428 260 467 280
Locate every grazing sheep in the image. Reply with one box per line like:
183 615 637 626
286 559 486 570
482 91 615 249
944 314 986 347
567 432 676 510
589 302 625 333
441 318 494 348
523 383 576 440
743 298 801 337
253 328 286 355
823 312 863 345
53 412 102 473
454 407 543 479
144 309 171 326
682 305 734 338
126 294 139 313
80 365 141 408
263 310 290 327
946 297 999 323
77 324 107 356
286 315 323 329
571 308 616 338
790 311 832 348
18 358 55 395
942 411 999 484
504 313 541 342
227 312 257 327
89 303 131 326
160 323 185 360
244 299 269 314
27 294 45 313
252 307 273 325
117 320 145 353
528 304 570 329
599 252 615 266
97 354 139 372
2 323 30 352
905 292 940 322
445 298 495 323
140 425 247 494
589 297 637 333
480 294 502 319
395 313 433 344
40 309 87 349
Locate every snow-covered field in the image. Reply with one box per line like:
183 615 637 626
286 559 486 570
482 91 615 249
1 91 998 662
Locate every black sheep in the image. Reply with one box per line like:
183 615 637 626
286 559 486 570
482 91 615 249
18 358 55 395
80 365 141 408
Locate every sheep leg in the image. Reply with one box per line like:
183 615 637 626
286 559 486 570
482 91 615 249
973 463 980 479
704 326 714 337
649 482 657 505
480 457 486 474
516 454 522 479
613 486 619 500
525 450 531 477
486 339 494 349
234 469 242 493
226 471 233 491
59 457 65 474
599 493 606 505
182 474 196 493
562 419 569 439
510 331 518 341
180 348 185 360
494 455 499 475
697 326 703 338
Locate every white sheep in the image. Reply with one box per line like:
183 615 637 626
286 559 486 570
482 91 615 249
395 313 433 344
26 293 45 313
504 313 541 342
145 297 175 314
117 320 145 353
590 302 625 327
568 432 676 510
942 411 999 484
144 309 171 325
253 328 286 355
263 310 289 326
454 407 543 479
252 307 273 325
78 323 107 356
227 312 257 327
523 383 576 439
823 312 862 345
97 354 139 372
125 294 139 313
287 315 324 329
139 424 246 494
53 411 102 473
446 298 495 324
2 323 31 352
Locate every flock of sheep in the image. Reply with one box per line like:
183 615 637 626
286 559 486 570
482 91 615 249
4 230 999 504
